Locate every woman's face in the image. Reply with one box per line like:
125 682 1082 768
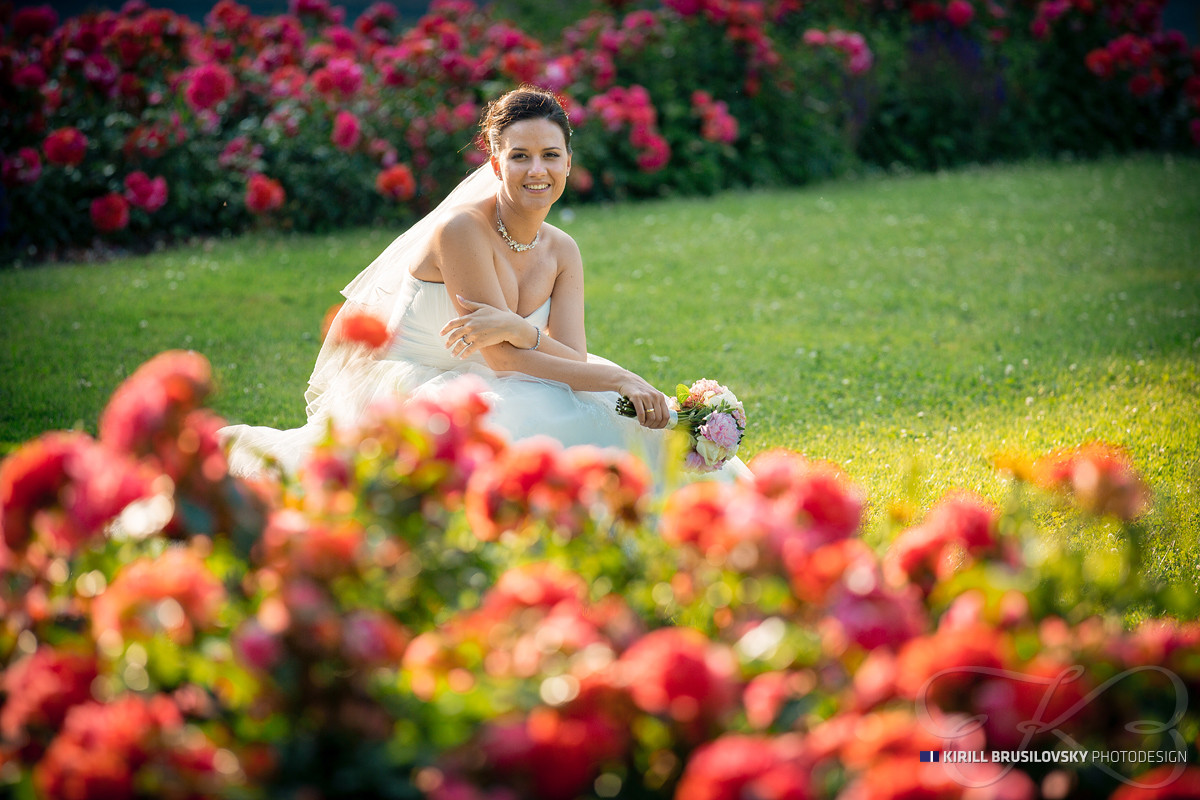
491 117 571 210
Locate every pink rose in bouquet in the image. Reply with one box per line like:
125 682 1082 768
616 378 746 471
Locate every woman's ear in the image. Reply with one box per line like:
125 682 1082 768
490 154 501 178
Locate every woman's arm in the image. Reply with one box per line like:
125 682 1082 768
440 233 587 362
440 296 587 362
433 215 670 428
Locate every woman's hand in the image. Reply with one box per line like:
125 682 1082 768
617 372 671 429
441 296 531 358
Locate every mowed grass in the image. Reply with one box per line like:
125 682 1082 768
2 155 1198 577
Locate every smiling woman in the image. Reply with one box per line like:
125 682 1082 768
219 86 750 483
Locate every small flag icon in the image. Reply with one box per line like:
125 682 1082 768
920 751 941 763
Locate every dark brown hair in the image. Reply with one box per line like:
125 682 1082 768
479 86 573 155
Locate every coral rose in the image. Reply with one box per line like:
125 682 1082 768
92 547 226 644
245 173 285 213
335 309 390 348
43 127 88 167
375 163 417 201
1034 441 1151 520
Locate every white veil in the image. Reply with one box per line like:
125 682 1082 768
303 164 496 422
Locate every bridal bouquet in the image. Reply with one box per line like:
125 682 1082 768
617 378 746 472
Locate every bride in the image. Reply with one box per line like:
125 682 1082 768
221 87 748 482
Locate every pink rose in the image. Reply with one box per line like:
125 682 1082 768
946 0 975 28
184 62 235 111
699 411 740 450
332 110 362 151
123 171 168 212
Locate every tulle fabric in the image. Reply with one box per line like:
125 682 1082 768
219 166 750 483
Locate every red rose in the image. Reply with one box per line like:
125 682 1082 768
675 734 811 800
123 171 168 213
911 1 943 22
828 568 928 650
13 64 47 90
33 694 223 800
374 163 417 201
1086 47 1115 78
98 350 213 458
896 624 1010 705
618 627 737 730
89 192 130 232
464 438 570 541
331 109 362 151
750 450 865 556
184 62 235 111
245 173 285 213
480 707 623 800
0 431 156 556
0 647 98 761
945 0 975 28
2 147 42 186
1128 72 1158 97
12 5 59 39
311 56 363 98
43 127 88 167
82 53 117 90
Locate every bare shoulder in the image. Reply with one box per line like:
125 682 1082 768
436 202 492 245
542 222 583 273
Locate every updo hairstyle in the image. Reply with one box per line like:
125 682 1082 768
479 86 573 155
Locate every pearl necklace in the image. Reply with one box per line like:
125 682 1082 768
495 201 540 252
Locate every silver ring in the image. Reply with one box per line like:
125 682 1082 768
460 335 470 346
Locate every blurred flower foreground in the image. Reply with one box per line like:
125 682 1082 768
3 0 1199 260
1 348 1198 800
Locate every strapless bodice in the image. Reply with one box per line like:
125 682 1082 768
381 274 551 370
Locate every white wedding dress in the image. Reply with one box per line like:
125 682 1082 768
219 167 749 484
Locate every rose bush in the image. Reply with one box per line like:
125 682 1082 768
3 0 1195 262
1 347 1197 799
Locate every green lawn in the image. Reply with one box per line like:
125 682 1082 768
3 155 1198 572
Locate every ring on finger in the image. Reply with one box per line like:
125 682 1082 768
460 335 470 346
